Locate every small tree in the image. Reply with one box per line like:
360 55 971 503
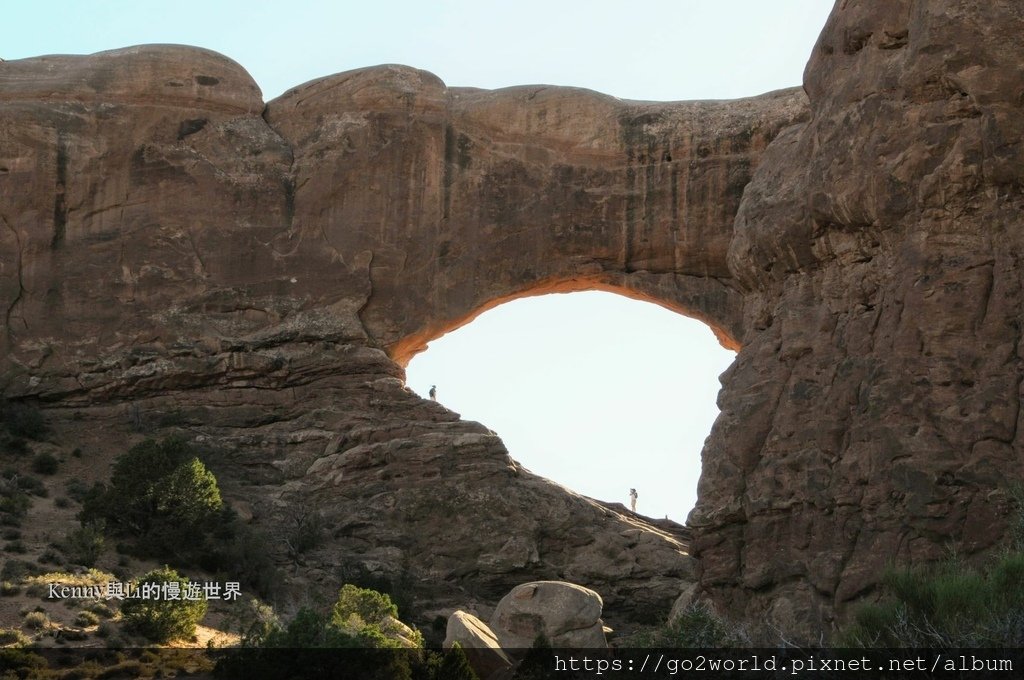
81 437 222 556
0 400 47 440
120 566 207 643
332 584 399 628
61 522 105 567
512 634 555 680
435 643 480 680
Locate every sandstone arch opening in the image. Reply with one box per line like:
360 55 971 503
404 290 736 521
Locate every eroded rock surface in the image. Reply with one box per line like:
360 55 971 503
691 0 1024 635
444 611 513 679
489 581 607 649
2 0 1022 638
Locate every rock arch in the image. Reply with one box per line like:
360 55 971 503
262 65 807 364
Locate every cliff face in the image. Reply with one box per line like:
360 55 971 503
692 0 1024 632
2 0 1022 637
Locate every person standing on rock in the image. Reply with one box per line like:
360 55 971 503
429 385 437 401
629 488 638 512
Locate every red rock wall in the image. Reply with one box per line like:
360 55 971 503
693 0 1024 633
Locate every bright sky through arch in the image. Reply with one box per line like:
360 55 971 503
3 0 835 520
405 292 736 520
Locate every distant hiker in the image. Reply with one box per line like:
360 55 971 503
429 385 437 401
629 488 638 512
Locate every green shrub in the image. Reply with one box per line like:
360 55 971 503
232 598 280 648
203 523 281 600
260 586 417 650
435 643 480 680
120 566 207 643
0 627 30 646
3 437 28 455
512 634 555 680
0 480 31 519
23 610 49 630
61 522 106 567
96 621 117 638
38 547 63 566
332 584 399 627
338 562 416 620
66 479 90 502
622 602 748 648
1 559 38 581
104 634 126 648
8 473 46 498
0 401 47 440
1 581 20 596
83 601 114 619
30 452 58 475
838 552 1024 646
81 437 222 558
74 610 100 627
4 540 26 554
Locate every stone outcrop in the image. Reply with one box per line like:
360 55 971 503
489 581 608 649
444 611 513 679
2 0 1023 639
691 0 1024 635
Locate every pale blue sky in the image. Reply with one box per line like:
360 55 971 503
4 1 834 520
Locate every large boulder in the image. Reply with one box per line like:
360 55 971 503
489 581 607 649
444 611 514 679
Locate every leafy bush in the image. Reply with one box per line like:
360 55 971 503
258 586 418 650
0 627 30 646
4 540 26 554
65 479 90 503
202 522 280 600
624 602 748 647
232 598 280 648
435 643 480 680
3 470 47 498
1 559 38 581
96 620 118 638
61 522 106 567
75 610 100 627
240 602 419 680
22 611 49 630
81 437 222 557
338 562 416 620
3 437 28 456
512 634 555 680
332 584 399 627
120 566 207 643
838 552 1024 647
0 400 47 440
30 452 58 475
83 601 114 619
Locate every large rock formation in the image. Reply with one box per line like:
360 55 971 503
2 0 1022 638
692 0 1024 634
